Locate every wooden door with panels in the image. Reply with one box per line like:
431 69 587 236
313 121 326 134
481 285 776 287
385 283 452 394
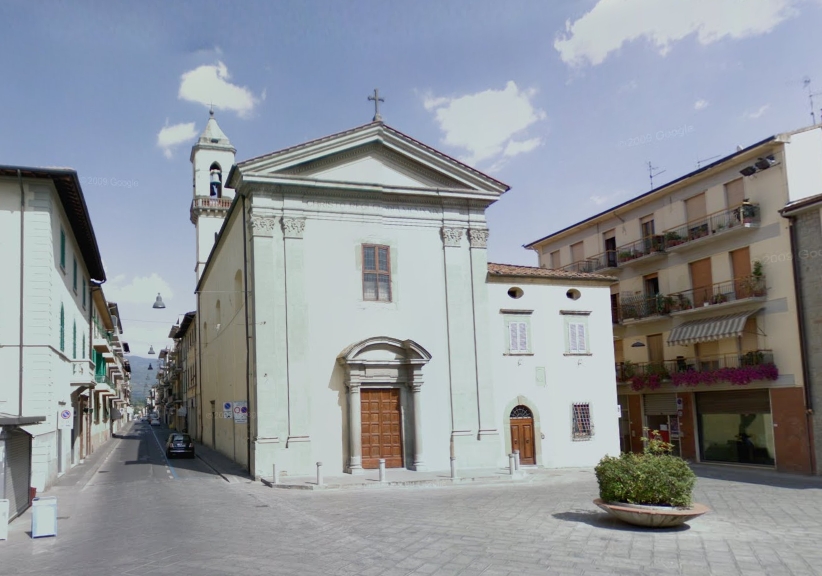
361 388 403 468
731 247 752 299
689 258 713 307
510 405 536 465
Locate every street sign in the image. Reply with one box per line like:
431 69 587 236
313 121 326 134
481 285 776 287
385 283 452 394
233 401 248 424
223 402 232 419
58 408 73 430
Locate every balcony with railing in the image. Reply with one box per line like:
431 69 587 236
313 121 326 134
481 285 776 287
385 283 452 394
662 202 760 252
92 317 114 352
668 274 766 314
190 196 232 223
616 235 666 267
559 250 620 274
618 293 669 322
615 350 775 384
70 359 95 386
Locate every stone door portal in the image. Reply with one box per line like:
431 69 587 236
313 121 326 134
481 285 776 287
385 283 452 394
510 405 535 465
361 388 403 468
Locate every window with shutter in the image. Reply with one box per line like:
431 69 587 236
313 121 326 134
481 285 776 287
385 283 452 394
59 228 66 270
59 304 65 352
73 257 77 292
503 315 532 354
563 314 590 355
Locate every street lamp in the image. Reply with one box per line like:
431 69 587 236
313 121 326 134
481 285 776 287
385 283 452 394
148 345 155 355
153 293 166 309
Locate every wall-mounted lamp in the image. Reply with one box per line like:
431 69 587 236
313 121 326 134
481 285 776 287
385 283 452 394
631 340 646 348
739 154 777 177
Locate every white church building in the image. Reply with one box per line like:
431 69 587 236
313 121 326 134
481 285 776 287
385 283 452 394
187 109 620 479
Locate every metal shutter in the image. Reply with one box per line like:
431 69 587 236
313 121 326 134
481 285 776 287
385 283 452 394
696 390 771 414
643 393 678 415
6 430 31 520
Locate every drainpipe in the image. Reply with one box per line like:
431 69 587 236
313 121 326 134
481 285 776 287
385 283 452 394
17 170 25 417
786 215 817 474
241 193 251 474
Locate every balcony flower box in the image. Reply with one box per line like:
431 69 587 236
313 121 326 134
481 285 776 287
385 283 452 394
671 363 778 387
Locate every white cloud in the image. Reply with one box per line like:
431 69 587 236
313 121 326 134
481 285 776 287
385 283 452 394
422 81 546 168
555 0 800 67
105 273 174 306
745 104 770 119
178 61 260 118
157 121 197 159
589 189 631 206
694 99 709 111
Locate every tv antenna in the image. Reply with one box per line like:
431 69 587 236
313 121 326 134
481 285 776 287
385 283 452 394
802 77 822 125
648 161 666 190
696 154 722 169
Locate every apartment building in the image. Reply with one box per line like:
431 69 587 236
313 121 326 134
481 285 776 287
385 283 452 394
0 165 132 521
526 125 822 474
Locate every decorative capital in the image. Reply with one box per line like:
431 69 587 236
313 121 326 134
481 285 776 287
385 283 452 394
249 215 278 237
345 379 362 390
282 217 306 239
468 228 489 249
440 227 464 247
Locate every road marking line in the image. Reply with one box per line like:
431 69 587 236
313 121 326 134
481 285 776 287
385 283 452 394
148 426 178 480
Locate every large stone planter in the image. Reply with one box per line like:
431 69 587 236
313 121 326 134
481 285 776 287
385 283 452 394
593 498 709 528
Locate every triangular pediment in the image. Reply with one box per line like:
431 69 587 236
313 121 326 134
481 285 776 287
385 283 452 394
231 122 509 197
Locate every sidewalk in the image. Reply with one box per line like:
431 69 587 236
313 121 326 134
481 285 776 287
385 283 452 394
192 439 254 484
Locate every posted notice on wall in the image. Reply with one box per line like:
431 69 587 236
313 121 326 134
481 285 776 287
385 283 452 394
233 401 248 424
58 408 74 429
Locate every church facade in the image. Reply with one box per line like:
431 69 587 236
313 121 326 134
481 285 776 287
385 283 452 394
189 113 620 479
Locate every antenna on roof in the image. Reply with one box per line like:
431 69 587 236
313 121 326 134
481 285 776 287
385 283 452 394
696 154 721 169
647 161 666 191
802 77 822 125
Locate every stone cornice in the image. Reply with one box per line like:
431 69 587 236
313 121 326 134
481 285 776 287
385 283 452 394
441 227 465 247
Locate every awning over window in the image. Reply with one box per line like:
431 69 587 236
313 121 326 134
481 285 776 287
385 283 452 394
667 308 761 346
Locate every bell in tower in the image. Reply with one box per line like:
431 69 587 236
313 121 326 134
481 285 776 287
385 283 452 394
210 163 222 198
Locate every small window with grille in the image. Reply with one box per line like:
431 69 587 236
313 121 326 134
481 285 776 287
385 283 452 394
572 402 593 440
362 244 391 302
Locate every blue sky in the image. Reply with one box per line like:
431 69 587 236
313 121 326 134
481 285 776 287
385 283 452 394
2 0 821 358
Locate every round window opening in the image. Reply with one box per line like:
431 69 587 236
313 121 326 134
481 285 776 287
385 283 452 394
507 287 524 299
566 289 581 300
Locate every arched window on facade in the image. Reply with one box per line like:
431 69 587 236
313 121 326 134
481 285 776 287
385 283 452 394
210 162 222 198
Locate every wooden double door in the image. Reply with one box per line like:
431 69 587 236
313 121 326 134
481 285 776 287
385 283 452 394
510 405 536 465
361 388 403 468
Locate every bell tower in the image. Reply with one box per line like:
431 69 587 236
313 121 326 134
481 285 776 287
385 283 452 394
190 110 236 281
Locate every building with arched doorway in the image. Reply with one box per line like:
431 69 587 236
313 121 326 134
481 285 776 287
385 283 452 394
188 113 621 478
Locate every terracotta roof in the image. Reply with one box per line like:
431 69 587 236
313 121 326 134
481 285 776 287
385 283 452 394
487 262 617 281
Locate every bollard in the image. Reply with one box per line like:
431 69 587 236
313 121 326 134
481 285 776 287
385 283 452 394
272 463 279 485
514 450 520 471
31 497 57 538
508 454 515 476
450 456 457 480
316 461 323 486
378 458 386 483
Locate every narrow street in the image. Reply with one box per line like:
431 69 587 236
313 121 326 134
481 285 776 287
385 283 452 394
3 421 822 575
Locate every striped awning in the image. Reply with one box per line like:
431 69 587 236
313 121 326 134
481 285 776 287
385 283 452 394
667 308 761 346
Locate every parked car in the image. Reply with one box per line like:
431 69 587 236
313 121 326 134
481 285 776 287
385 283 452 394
150 418 161 426
165 433 195 459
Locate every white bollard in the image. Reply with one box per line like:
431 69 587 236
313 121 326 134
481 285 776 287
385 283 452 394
508 454 516 476
514 450 520 471
378 458 386 483
272 463 279 485
450 456 457 479
316 461 323 486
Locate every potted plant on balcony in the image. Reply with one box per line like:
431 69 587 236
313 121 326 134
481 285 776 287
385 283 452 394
710 292 727 305
656 295 675 314
742 200 757 224
670 294 692 312
593 430 708 528
664 231 684 248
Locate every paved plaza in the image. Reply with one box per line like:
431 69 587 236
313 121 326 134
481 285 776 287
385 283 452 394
2 422 822 576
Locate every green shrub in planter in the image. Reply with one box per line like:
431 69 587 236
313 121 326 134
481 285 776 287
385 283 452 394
595 431 696 508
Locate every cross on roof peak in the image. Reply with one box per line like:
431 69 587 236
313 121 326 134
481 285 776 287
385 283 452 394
368 88 384 122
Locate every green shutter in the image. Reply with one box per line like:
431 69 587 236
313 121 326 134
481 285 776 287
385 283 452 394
73 258 77 291
82 333 86 359
60 229 66 268
60 304 65 352
82 279 86 307
72 320 77 359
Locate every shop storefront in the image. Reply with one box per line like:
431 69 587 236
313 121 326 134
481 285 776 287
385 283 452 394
696 389 775 466
643 393 681 457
